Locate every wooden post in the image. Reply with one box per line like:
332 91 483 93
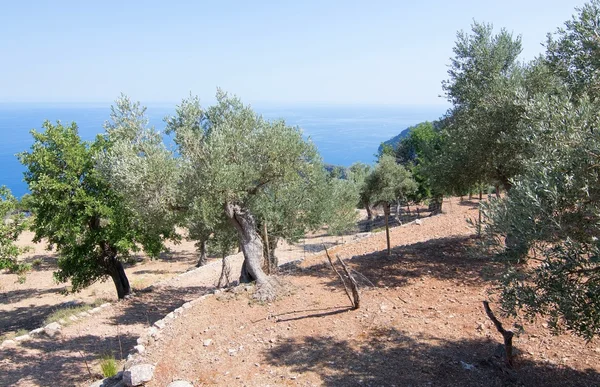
384 203 391 256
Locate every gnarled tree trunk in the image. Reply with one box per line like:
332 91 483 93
196 238 208 267
224 202 275 300
107 255 131 299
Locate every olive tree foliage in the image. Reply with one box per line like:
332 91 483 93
546 0 600 100
439 22 530 192
0 187 28 272
98 95 181 242
365 155 417 256
481 94 600 339
19 121 168 299
477 2 600 339
348 162 374 220
165 90 333 300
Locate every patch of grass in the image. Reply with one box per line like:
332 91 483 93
99 354 119 378
32 258 43 268
131 277 150 291
0 328 28 342
43 298 109 326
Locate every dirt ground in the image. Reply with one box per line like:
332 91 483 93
1 198 599 386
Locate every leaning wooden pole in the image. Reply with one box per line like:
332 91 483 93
384 204 391 256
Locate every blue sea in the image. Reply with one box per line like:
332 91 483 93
0 103 446 197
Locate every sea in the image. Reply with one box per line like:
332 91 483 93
0 103 446 198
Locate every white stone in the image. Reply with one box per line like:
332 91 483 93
123 364 155 386
182 302 193 309
69 316 79 322
167 381 193 387
29 328 44 337
147 327 158 337
165 312 175 319
1 339 16 348
100 303 111 308
153 320 166 329
78 311 90 318
173 307 183 315
44 322 61 331
136 337 147 346
58 319 67 325
133 344 145 354
14 334 30 342
89 307 102 314
203 339 213 347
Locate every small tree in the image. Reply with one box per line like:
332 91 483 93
366 155 417 256
0 187 28 272
19 120 169 299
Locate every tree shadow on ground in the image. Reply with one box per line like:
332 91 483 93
264 327 600 387
157 249 198 263
458 199 483 208
22 254 57 271
293 235 500 289
0 332 137 386
0 298 97 333
111 285 212 327
0 286 65 305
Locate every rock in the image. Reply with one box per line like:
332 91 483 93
44 322 62 337
147 327 159 337
89 307 102 314
166 381 193 387
165 312 175 320
101 303 111 308
415 219 422 225
182 302 193 309
136 337 147 346
29 328 45 337
133 345 145 354
460 361 475 370
123 364 155 386
44 322 61 331
203 339 213 347
1 339 16 348
58 319 67 325
78 312 90 318
69 316 79 322
14 334 30 342
153 320 166 329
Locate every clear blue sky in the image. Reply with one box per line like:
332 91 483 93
0 0 587 106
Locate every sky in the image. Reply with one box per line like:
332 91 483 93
0 0 587 106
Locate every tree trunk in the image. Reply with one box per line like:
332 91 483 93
107 256 131 299
224 202 275 300
364 201 373 221
495 184 501 199
395 200 401 223
430 196 443 215
384 203 391 257
196 238 208 267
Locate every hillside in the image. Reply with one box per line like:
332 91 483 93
377 127 411 154
1 199 599 386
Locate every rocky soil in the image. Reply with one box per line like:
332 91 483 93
1 198 599 386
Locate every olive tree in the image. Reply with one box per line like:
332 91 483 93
365 155 416 256
19 119 171 299
165 90 330 300
0 187 28 272
482 93 600 339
